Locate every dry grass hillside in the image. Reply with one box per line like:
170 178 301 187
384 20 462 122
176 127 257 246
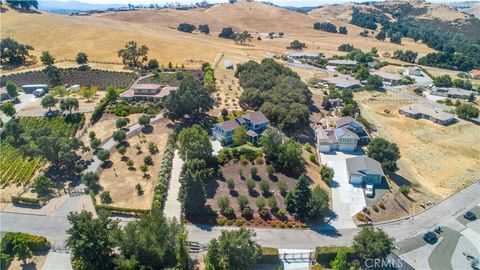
1 1 436 70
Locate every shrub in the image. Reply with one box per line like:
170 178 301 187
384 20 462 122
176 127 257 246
267 165 275 175
82 172 99 188
267 196 278 211
309 153 317 163
279 222 286 228
372 205 379 212
216 216 227 226
227 179 235 190
135 183 143 196
399 185 410 196
237 195 249 210
259 208 271 219
256 197 266 209
11 196 42 206
100 191 112 204
217 168 224 179
235 219 244 227
255 156 264 165
143 155 153 166
320 166 334 185
238 169 244 178
117 145 126 156
378 202 385 209
246 179 256 190
1 232 51 254
259 180 270 194
225 219 234 226
304 144 312 152
315 246 355 267
356 212 367 222
242 206 254 219
148 142 158 154
278 181 288 196
250 166 257 176
276 209 287 221
217 196 230 211
223 207 235 219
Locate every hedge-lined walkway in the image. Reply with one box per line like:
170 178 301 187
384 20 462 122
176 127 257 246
163 150 183 221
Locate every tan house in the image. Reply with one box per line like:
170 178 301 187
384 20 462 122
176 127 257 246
120 84 177 102
316 126 359 153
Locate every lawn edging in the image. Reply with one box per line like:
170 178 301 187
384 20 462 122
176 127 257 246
10 195 45 207
89 190 150 216
152 132 178 210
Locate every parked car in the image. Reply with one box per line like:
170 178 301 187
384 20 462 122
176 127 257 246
423 231 437 243
464 211 477 221
364 184 374 197
33 88 46 97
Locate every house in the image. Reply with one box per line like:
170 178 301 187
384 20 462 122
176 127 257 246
346 156 385 185
370 71 404 85
336 116 369 144
120 84 177 102
470 69 480 80
287 53 321 60
315 126 359 152
399 103 456 125
320 77 361 90
212 111 270 144
407 66 422 76
22 84 49 94
327 59 358 66
430 87 474 100
224 60 234 70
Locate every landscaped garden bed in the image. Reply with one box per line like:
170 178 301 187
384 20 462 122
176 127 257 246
138 69 203 86
0 68 137 89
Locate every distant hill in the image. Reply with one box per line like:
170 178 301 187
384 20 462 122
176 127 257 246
38 0 125 14
447 1 480 18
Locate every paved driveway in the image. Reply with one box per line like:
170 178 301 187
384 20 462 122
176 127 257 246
320 151 366 229
1 93 38 122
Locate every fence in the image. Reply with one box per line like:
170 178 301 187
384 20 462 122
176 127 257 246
280 252 315 262
357 99 415 104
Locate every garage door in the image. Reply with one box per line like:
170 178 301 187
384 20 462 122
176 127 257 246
350 175 363 184
339 144 355 152
319 144 330 152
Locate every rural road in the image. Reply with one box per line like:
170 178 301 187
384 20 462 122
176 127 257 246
1 177 478 249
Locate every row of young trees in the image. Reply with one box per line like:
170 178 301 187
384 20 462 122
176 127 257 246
177 23 210 34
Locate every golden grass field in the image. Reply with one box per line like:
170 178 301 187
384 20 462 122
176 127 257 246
356 91 480 198
1 1 437 70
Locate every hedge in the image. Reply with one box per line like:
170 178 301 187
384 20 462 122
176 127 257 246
1 232 51 253
90 99 109 123
11 196 43 206
315 246 355 267
258 247 279 264
152 132 178 210
89 190 149 216
95 205 150 216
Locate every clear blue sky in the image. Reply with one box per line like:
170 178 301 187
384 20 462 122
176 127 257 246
50 0 477 6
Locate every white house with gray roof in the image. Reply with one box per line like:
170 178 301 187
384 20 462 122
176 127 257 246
399 103 455 125
327 59 358 66
370 71 404 85
346 156 385 185
320 77 361 90
315 126 359 153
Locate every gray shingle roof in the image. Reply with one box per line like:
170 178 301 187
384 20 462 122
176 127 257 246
240 111 269 125
334 127 359 139
346 156 385 177
399 103 455 121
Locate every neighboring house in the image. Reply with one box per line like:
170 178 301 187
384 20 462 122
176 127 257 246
430 87 474 100
315 126 359 153
120 84 177 102
399 103 456 125
212 111 270 144
407 66 422 76
370 71 404 85
224 60 234 70
336 116 369 144
320 77 361 90
327 59 358 66
346 156 385 185
22 84 49 94
287 53 320 60
470 69 480 80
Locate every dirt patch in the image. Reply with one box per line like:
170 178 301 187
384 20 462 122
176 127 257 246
356 91 480 198
96 119 172 209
